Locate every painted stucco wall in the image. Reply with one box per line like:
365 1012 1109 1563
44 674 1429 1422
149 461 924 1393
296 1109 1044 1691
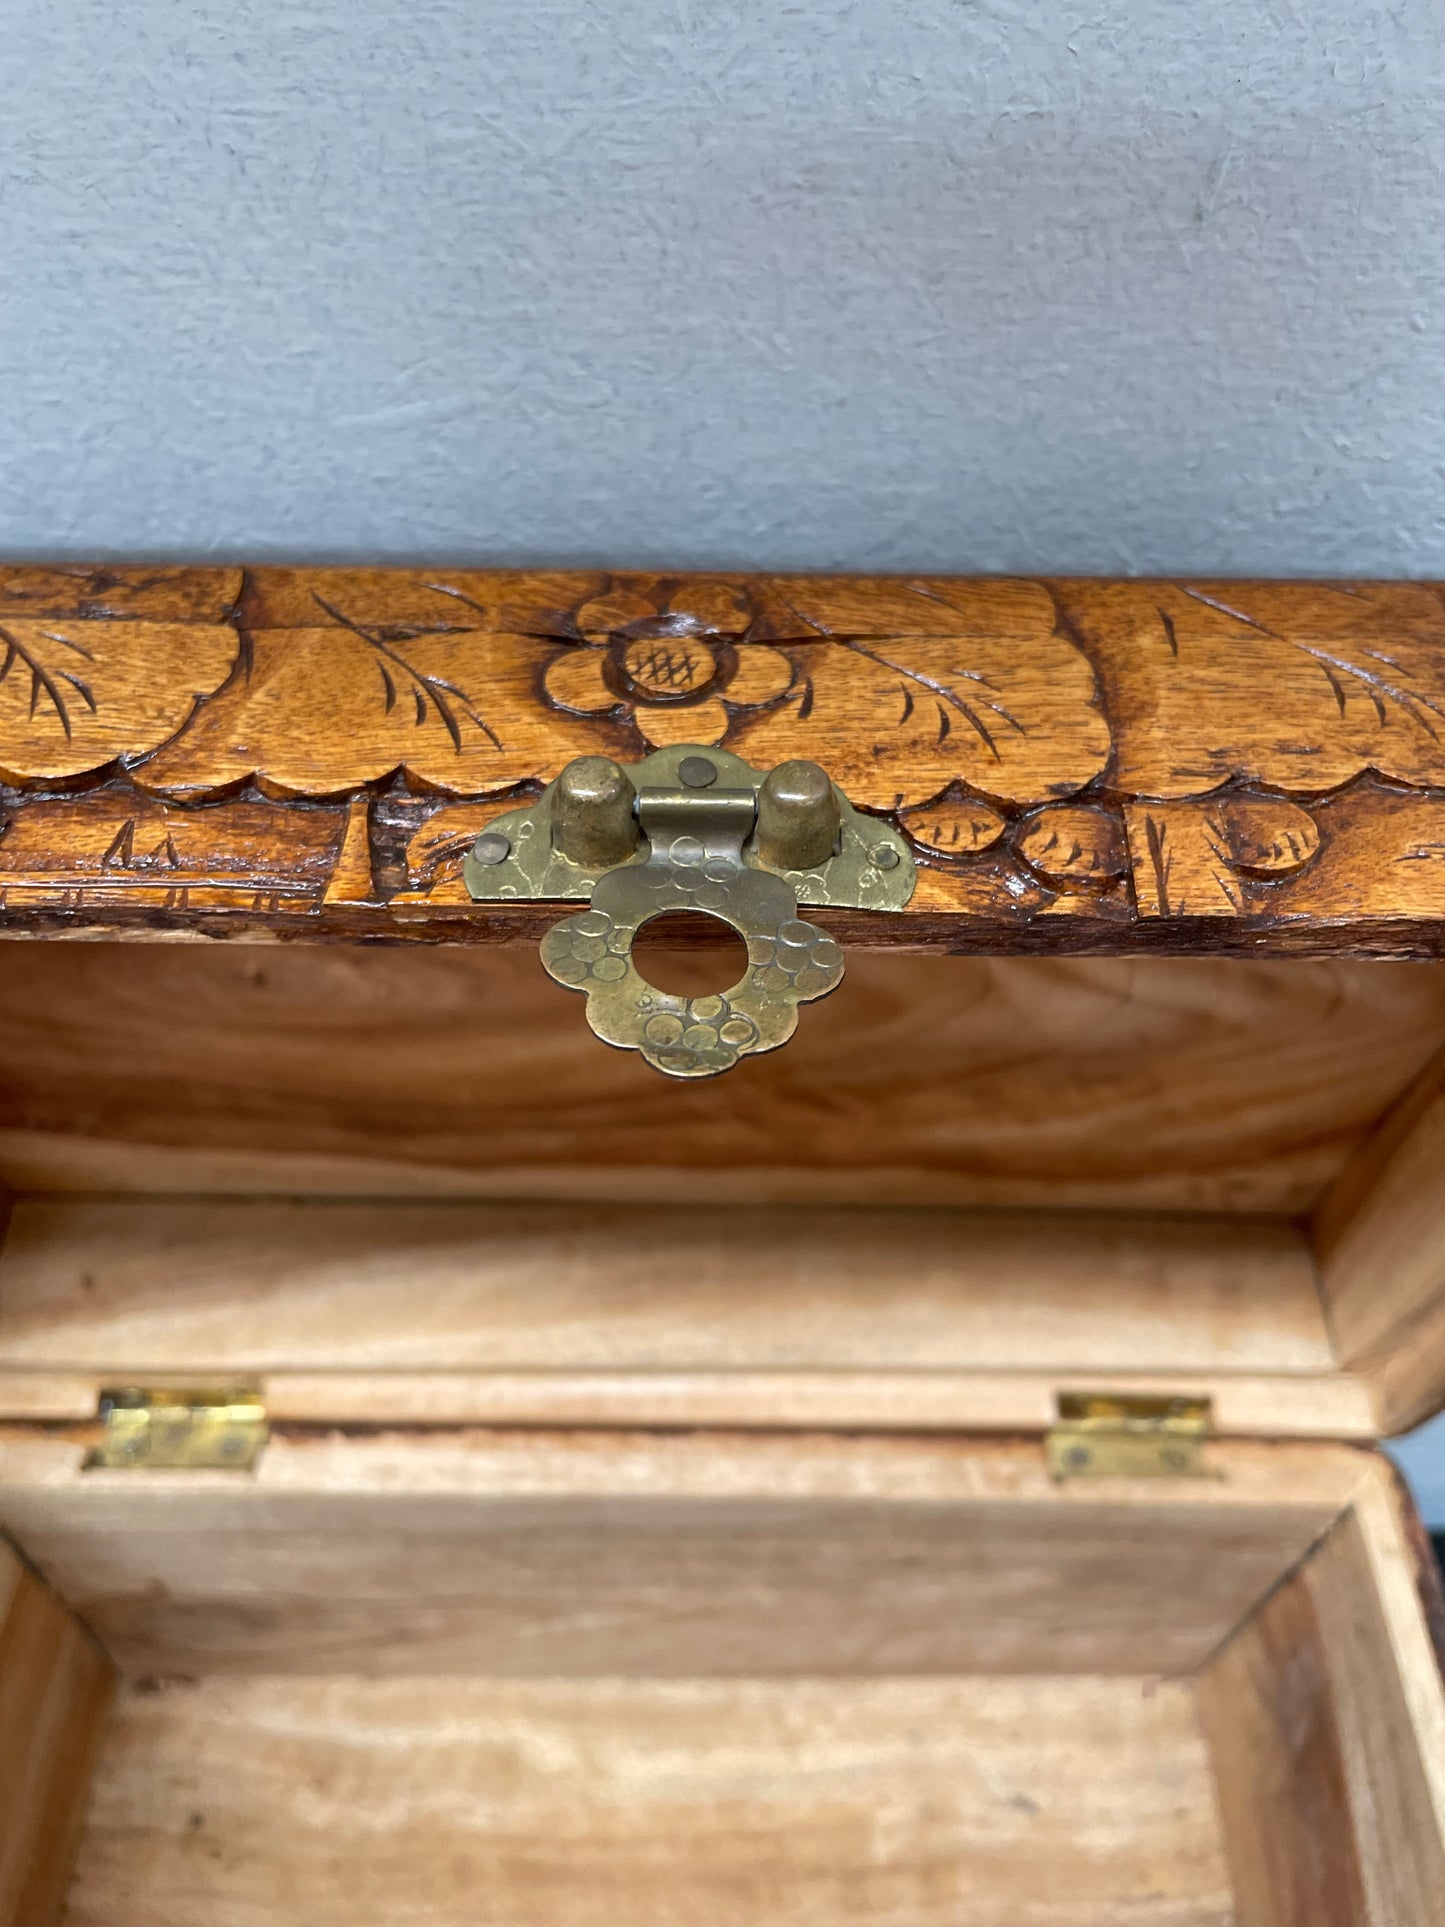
0 0 1442 573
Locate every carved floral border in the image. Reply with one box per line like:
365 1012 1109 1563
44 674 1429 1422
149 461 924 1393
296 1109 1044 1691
2 567 1445 927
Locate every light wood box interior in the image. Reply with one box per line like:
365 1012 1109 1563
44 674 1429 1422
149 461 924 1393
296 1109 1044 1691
3 943 1445 1925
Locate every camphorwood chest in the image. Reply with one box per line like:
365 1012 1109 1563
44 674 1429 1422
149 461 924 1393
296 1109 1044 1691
1 565 1444 1926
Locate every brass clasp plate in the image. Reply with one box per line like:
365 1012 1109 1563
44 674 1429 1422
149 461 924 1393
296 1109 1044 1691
465 746 914 1078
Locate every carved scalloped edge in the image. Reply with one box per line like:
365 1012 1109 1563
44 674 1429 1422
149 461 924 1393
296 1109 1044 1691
0 568 1442 946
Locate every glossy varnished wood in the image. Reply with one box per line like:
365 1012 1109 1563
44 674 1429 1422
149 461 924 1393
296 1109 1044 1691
3 567 1445 949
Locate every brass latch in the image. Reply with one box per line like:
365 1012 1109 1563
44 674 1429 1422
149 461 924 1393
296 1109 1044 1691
1046 1393 1213 1480
87 1388 269 1472
465 746 916 1077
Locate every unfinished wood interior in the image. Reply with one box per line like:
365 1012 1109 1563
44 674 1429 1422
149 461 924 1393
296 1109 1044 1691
0 1196 1372 1436
1 947 1443 1213
2 941 1445 1438
0 1432 1372 1678
1 1440 1441 1925
1197 1468 1445 1926
2 933 1445 1921
68 1674 1233 1927
1315 1045 1445 1434
0 1541 111 1927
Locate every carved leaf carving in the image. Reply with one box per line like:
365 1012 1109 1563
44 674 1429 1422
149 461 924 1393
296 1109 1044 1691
0 621 240 783
402 804 500 897
1061 581 1445 797
900 797 1008 857
737 634 1111 810
1217 796 1321 876
1015 804 1127 888
1266 783 1445 920
744 576 1057 640
1124 796 1321 918
135 627 608 799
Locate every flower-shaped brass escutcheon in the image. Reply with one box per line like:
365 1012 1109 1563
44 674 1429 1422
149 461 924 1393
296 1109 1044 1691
467 745 913 1078
542 826 844 1077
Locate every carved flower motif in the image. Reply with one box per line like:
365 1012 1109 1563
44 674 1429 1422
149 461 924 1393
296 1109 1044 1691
544 624 794 749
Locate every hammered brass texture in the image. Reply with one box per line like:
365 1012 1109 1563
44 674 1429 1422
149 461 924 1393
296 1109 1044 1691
465 746 913 1077
463 745 914 911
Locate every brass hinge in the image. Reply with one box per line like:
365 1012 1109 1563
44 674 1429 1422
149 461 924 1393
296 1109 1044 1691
87 1388 268 1472
1046 1392 1213 1480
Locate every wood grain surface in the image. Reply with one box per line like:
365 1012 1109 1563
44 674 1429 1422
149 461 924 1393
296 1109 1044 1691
0 1194 1329 1373
0 1430 1364 1679
1301 1479 1445 1927
2 566 1445 950
0 1195 1377 1439
1315 1046 1445 1432
1 947 1442 1216
0 1537 113 1927
1197 1460 1445 1927
1196 1540 1372 1925
65 1673 1233 1927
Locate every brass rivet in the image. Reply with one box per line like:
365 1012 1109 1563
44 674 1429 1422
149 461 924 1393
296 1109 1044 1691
678 756 718 788
472 831 511 866
872 845 901 870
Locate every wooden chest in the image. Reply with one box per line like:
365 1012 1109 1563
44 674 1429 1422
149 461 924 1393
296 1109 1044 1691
2 565 1444 1925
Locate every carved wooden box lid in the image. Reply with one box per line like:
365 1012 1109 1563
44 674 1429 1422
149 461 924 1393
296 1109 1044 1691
0 564 1441 948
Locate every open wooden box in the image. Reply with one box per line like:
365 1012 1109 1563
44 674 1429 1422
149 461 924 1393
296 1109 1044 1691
2 568 1445 1926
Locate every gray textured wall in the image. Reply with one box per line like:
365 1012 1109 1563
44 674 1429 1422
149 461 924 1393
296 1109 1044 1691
1 0 1443 573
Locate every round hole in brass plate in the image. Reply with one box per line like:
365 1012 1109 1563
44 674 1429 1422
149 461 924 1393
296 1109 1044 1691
466 745 913 1078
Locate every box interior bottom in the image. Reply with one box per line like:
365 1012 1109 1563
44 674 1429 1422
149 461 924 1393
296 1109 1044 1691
5 1428 1443 1925
67 1672 1232 1927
